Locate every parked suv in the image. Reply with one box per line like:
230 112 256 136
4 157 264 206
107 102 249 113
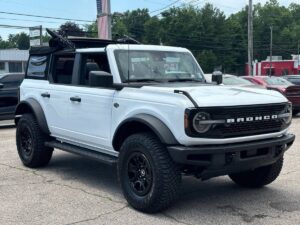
15 31 295 213
243 76 300 115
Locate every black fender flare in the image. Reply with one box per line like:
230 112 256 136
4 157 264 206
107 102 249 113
113 114 179 150
15 98 50 135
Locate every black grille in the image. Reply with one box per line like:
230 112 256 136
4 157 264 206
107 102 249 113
186 103 289 139
219 120 283 138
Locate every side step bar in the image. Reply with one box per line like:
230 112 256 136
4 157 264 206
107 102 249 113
45 141 118 166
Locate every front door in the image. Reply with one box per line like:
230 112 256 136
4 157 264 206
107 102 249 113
59 52 116 154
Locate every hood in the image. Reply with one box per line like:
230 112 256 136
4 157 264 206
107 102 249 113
142 84 287 107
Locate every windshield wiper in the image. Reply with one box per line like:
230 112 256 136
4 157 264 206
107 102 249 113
124 78 163 83
167 78 203 83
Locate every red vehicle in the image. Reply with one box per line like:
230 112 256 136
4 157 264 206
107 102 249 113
243 76 300 115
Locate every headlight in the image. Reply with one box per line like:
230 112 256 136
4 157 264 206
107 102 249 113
192 112 212 133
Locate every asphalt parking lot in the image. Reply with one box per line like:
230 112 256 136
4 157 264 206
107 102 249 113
0 117 299 225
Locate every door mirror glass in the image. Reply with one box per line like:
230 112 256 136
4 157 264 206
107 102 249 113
212 71 223 85
89 71 113 88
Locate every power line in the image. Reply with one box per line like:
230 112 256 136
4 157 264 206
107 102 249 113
0 24 56 30
0 11 94 23
0 17 88 25
149 0 182 14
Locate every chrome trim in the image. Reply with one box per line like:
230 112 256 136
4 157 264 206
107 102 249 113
278 113 291 118
198 120 226 125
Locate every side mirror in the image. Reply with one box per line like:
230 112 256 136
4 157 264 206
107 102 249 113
89 71 113 88
0 83 4 89
212 71 223 85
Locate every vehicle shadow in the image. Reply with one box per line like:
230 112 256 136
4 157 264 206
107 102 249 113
42 151 300 224
45 152 122 198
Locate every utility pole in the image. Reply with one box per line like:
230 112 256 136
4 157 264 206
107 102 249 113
269 26 273 76
248 0 253 76
96 0 112 40
107 0 112 40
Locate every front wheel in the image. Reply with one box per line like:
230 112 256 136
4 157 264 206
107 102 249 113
118 133 181 213
16 114 53 168
229 157 283 188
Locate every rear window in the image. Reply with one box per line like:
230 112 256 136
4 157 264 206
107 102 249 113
27 56 49 79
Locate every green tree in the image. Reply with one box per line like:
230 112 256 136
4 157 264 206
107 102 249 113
85 21 98 38
112 16 128 40
58 22 85 37
7 33 30 50
0 36 12 49
196 50 218 73
120 9 151 41
143 16 161 44
71 2 300 74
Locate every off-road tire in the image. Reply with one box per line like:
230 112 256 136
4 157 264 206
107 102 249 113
118 132 181 213
229 157 283 188
16 114 53 168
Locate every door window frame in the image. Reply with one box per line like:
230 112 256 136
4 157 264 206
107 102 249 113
48 50 77 86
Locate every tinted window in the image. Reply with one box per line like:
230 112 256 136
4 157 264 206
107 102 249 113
27 56 48 78
9 62 22 73
52 55 75 84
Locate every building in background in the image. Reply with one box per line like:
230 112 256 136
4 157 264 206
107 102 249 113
0 49 29 75
246 55 300 76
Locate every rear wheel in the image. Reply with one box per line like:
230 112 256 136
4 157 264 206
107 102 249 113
16 114 53 168
229 157 283 188
118 133 181 213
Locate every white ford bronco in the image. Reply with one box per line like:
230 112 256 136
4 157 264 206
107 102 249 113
15 30 295 213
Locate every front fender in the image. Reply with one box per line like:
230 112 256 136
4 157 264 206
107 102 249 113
113 113 179 150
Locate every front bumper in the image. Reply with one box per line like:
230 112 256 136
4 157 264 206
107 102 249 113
168 134 295 179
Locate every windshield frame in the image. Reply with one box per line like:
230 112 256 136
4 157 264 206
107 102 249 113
113 49 205 83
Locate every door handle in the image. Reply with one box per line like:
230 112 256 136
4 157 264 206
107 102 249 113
70 96 81 102
41 92 50 98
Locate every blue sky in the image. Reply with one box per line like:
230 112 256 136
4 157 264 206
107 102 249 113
0 0 298 39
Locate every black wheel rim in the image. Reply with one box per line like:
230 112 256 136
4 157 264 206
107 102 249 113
126 152 153 196
19 125 33 158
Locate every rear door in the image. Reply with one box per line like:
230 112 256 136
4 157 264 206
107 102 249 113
42 52 77 139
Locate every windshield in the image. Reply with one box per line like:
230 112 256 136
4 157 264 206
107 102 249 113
223 76 253 85
263 77 293 86
114 50 205 82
